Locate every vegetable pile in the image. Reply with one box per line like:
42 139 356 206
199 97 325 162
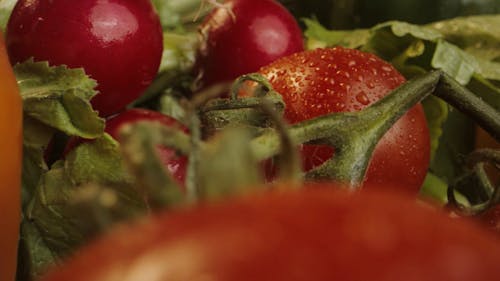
0 0 498 280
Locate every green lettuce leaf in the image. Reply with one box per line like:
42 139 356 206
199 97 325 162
14 60 104 138
16 218 58 281
0 0 15 32
303 18 370 50
151 0 207 30
428 15 500 62
421 96 448 162
20 135 146 279
130 31 198 108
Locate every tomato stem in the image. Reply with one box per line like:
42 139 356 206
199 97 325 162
119 122 185 209
435 73 500 141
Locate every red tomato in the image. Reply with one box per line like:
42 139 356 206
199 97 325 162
195 0 304 93
40 183 500 281
258 47 430 192
6 0 163 116
479 204 500 236
105 109 188 187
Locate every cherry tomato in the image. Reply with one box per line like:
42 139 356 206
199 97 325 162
258 47 431 192
6 0 163 117
40 182 500 281
105 109 188 187
0 30 23 281
195 0 304 93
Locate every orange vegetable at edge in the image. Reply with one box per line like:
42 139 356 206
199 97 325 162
0 31 23 281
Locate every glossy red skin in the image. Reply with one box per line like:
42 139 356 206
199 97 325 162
41 183 500 281
258 47 431 192
6 0 163 116
105 109 188 187
195 0 304 92
479 204 500 236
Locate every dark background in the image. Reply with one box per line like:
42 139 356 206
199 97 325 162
279 0 500 28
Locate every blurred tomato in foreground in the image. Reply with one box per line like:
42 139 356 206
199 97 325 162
0 30 23 281
41 182 500 281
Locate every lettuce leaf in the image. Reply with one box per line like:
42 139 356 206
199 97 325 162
15 61 104 138
428 15 500 62
0 0 15 32
21 136 146 279
15 61 142 280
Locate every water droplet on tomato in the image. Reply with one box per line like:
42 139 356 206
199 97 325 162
355 92 370 105
382 66 392 72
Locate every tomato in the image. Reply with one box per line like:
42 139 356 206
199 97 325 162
195 0 304 93
257 47 430 192
6 0 163 117
40 182 500 281
0 31 23 281
479 204 500 236
105 109 188 187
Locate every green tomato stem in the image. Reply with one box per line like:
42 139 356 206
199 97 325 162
119 122 185 209
435 73 500 141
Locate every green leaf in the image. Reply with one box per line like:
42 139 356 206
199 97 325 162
428 15 500 62
130 31 198 107
303 18 370 50
21 116 53 208
0 0 15 32
421 95 449 162
26 166 85 257
64 134 132 186
14 60 104 138
20 135 146 278
158 93 187 123
160 32 198 73
151 0 206 29
376 21 442 42
429 109 475 184
361 21 440 62
431 40 479 85
420 172 449 205
16 219 58 281
419 172 470 207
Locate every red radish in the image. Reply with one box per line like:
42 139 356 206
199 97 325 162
6 0 163 116
106 109 189 187
194 0 304 94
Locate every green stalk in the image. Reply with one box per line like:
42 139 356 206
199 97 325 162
435 73 500 141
